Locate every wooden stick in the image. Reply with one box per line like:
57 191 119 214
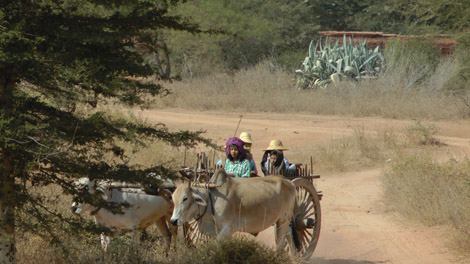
310 156 313 174
233 115 243 137
194 153 199 182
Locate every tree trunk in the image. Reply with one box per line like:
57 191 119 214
152 32 171 80
0 77 17 264
0 165 16 264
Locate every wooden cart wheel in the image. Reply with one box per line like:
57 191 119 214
182 219 211 246
291 178 321 259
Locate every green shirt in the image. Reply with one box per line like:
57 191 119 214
224 159 251 178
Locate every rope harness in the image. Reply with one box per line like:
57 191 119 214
193 187 216 222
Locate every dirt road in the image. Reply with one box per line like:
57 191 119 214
140 109 470 264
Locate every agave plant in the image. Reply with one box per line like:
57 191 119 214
295 35 384 89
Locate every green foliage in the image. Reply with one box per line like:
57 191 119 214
343 0 470 34
0 0 213 253
348 0 410 33
143 0 470 76
395 0 470 33
306 0 365 31
295 36 384 89
167 0 319 75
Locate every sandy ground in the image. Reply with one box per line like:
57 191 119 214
139 109 470 264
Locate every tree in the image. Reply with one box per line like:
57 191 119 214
167 0 320 73
0 1 212 263
391 0 470 33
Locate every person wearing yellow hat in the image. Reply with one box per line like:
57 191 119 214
260 139 300 176
239 132 258 176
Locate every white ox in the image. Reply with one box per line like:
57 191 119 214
170 169 296 252
71 177 176 253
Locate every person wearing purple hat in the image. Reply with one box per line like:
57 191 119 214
223 137 251 178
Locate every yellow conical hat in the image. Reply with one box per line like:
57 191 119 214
264 139 289 151
239 132 253 144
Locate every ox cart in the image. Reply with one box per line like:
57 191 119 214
180 153 322 260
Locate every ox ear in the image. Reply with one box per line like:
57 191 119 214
192 193 207 206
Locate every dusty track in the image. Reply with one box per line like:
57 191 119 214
140 109 470 264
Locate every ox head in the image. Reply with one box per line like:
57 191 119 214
170 181 207 226
70 177 102 216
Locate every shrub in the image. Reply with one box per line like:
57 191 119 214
295 36 384 89
404 120 442 146
166 237 291 264
382 38 441 89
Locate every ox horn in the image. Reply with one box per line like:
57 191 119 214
190 183 221 189
160 182 175 189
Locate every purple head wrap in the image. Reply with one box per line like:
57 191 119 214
225 137 247 160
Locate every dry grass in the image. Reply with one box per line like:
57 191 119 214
16 184 290 264
287 125 406 173
403 120 443 146
383 154 470 259
167 237 291 264
152 59 469 119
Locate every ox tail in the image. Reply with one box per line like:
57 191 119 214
291 219 301 251
291 184 301 251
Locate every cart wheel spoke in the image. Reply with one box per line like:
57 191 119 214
183 220 212 246
305 211 316 219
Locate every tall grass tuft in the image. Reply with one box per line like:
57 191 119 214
307 126 402 172
383 154 470 258
404 120 442 146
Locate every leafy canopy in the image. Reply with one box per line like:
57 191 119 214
0 0 212 244
167 0 319 73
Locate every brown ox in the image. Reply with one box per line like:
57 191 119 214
170 169 296 252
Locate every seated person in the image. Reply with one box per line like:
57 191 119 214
260 139 300 176
223 137 251 178
267 149 286 175
239 131 258 176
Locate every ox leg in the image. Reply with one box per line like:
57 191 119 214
100 233 111 252
285 221 296 256
275 220 296 256
131 229 141 248
155 218 172 256
274 220 289 253
165 215 178 251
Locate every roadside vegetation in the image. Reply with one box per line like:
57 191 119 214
384 155 470 259
3 0 470 263
309 120 470 258
16 182 290 264
154 41 470 119
16 112 470 262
